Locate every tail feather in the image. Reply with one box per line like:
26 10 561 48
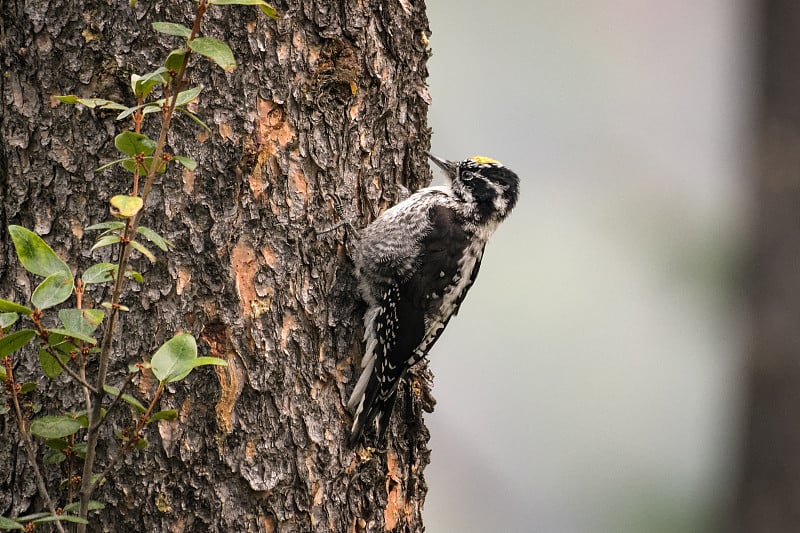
348 366 398 447
347 356 374 411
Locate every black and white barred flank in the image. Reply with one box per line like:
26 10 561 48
347 153 520 446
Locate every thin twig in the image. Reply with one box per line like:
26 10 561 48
79 348 93 420
28 314 99 395
77 3 209 526
100 370 138 423
45 345 99 394
3 359 67 533
89 382 164 493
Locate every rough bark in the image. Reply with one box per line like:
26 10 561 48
0 1 433 531
735 1 800 532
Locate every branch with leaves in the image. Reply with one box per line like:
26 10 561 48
0 1 277 530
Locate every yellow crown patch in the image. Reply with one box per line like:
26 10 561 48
469 156 502 166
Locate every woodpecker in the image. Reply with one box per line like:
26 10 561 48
347 153 520 446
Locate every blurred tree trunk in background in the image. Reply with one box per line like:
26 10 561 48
735 1 800 532
0 1 433 531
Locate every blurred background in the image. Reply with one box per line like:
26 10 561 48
424 2 754 532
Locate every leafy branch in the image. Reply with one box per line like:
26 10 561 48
0 0 277 530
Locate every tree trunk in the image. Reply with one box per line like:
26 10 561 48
1 1 433 531
735 1 800 531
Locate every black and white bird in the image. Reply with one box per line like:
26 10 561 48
347 153 520 446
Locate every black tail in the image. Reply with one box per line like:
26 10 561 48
348 371 398 447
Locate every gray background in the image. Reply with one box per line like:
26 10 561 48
424 2 752 532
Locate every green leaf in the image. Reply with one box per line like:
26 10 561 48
150 333 198 383
0 312 19 329
0 329 36 357
165 49 187 72
129 240 156 263
134 437 148 449
31 272 74 310
150 409 178 422
176 107 211 133
30 415 82 439
114 131 156 157
115 106 139 121
127 270 144 283
85 221 126 232
73 408 103 429
258 3 279 19
116 102 161 121
77 98 126 110
94 100 129 111
0 516 24 530
55 94 78 104
82 262 117 284
8 225 71 278
0 367 5 381
71 408 102 428
62 501 104 513
46 328 97 345
152 21 192 38
18 382 37 394
172 155 198 171
121 157 166 174
0 300 32 316
188 37 236 72
44 438 69 451
32 515 88 526
81 308 104 328
110 195 144 218
194 356 228 369
101 302 130 312
14 513 49 522
59 308 104 336
43 449 66 464
72 442 87 458
131 67 169 99
38 348 65 379
75 412 89 428
174 86 203 107
46 332 79 356
141 103 164 115
208 0 279 19
91 235 121 252
103 384 147 413
55 95 128 111
137 227 173 252
96 157 133 172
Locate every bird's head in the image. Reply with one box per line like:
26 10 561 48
427 153 520 221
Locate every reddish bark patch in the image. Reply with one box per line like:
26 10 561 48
231 238 260 318
255 98 294 153
214 363 240 434
218 120 233 140
261 244 277 269
280 312 297 352
289 158 308 199
384 451 410 530
175 267 191 296
182 167 195 194
70 219 83 239
249 159 270 203
201 323 242 435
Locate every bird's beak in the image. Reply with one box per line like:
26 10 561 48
426 152 458 181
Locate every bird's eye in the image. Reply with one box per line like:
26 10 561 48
461 171 475 181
